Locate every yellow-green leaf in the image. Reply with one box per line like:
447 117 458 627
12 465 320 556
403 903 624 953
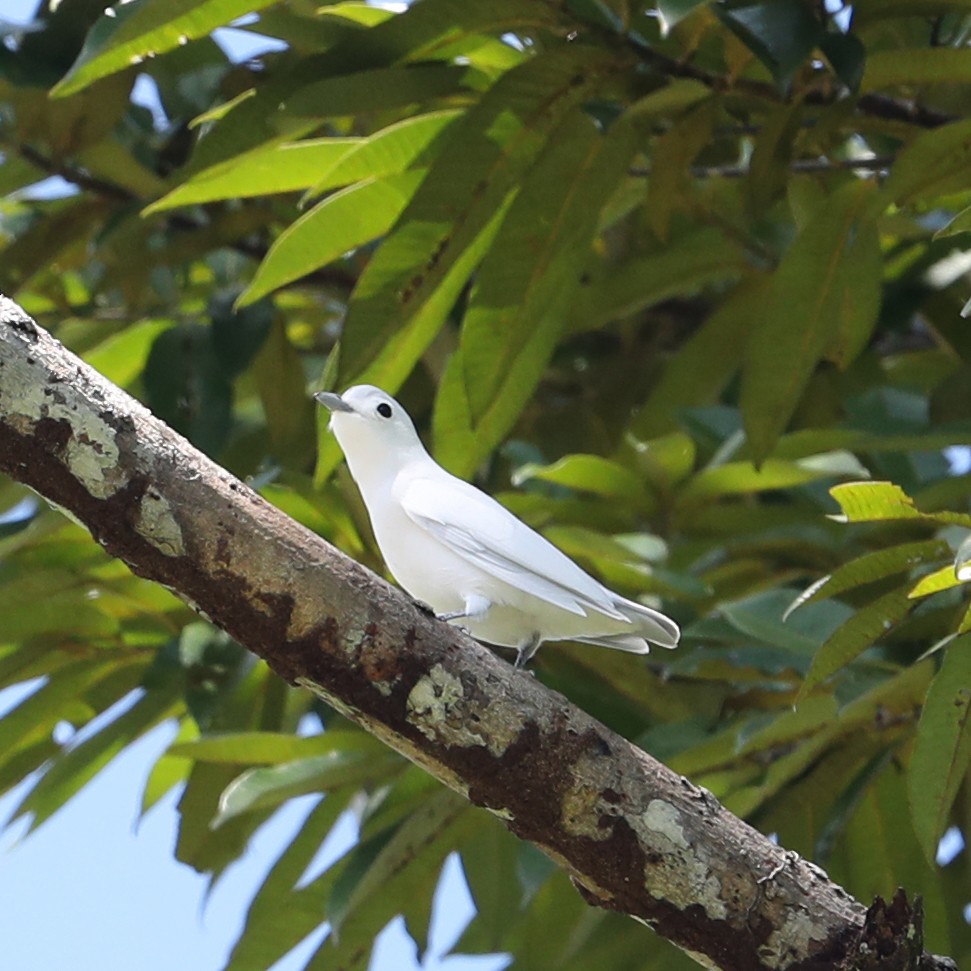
54 0 281 98
908 564 964 599
239 170 425 306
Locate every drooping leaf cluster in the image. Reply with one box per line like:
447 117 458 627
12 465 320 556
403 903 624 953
2 0 971 967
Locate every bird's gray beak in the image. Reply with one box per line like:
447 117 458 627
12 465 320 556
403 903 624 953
313 391 354 413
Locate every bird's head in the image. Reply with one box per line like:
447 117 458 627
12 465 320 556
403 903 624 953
314 385 425 474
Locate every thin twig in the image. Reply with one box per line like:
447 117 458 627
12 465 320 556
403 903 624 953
628 153 895 180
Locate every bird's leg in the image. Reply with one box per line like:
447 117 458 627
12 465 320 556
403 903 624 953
513 632 542 669
437 594 490 626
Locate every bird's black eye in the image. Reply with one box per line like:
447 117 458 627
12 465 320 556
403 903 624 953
377 402 393 419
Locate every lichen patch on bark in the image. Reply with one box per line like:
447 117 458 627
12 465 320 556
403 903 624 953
640 799 728 920
134 489 185 555
2 370 125 499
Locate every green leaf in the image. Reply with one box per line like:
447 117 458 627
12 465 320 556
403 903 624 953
568 227 750 331
0 661 116 769
225 794 353 971
736 694 839 755
145 140 361 213
458 815 523 949
142 323 233 457
832 753 953 938
325 790 470 955
142 717 198 816
176 761 268 876
84 318 173 387
319 0 559 67
874 117 971 211
829 480 921 522
908 634 971 864
628 79 711 120
746 99 804 216
304 110 461 202
720 607 822 658
715 0 822 86
863 47 971 92
785 539 951 618
632 278 766 438
645 100 716 240
14 684 181 831
741 180 881 461
238 170 425 306
314 200 512 486
253 319 318 469
280 64 470 120
799 588 914 699
814 749 894 864
512 453 651 505
214 749 396 827
656 0 710 32
908 564 965 599
53 0 282 97
827 480 971 528
936 201 971 239
819 31 866 93
433 111 640 475
681 458 839 500
335 43 622 385
170 729 379 764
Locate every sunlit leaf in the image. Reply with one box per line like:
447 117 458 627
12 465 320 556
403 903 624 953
908 564 965 599
145 140 361 212
304 110 461 202
53 0 281 97
239 170 425 306
828 481 921 522
336 43 621 385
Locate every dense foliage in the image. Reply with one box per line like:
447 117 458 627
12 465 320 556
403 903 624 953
2 0 971 967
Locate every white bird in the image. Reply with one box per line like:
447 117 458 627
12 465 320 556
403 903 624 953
315 385 680 668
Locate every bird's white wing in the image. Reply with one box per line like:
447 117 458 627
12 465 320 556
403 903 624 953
398 473 627 620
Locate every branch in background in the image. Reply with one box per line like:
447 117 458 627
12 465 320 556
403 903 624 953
13 143 357 295
0 293 958 971
635 44 955 130
691 154 895 179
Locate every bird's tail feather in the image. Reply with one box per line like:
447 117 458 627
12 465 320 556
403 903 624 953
615 597 680 649
572 632 652 654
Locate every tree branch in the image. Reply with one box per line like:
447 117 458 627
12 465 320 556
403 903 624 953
0 295 957 971
626 154 897 180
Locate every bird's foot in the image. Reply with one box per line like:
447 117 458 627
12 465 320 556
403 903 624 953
436 609 467 622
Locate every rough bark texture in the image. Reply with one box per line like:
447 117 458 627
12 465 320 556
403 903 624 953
0 296 957 971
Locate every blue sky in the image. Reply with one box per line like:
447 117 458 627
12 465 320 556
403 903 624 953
0 3 508 969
